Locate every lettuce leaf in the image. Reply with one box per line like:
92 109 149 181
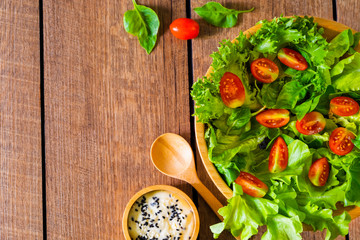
331 52 360 91
262 215 302 240
325 29 356 66
300 204 351 240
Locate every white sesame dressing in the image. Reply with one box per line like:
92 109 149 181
128 191 194 240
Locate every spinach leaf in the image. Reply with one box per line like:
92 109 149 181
123 0 160 54
194 2 254 28
227 107 251 131
293 95 321 120
275 81 309 109
315 85 336 115
260 80 284 108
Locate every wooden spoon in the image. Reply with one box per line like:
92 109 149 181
150 133 241 239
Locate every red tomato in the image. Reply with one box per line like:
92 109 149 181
219 72 246 108
235 171 268 198
277 48 308 71
296 111 326 135
255 109 290 128
250 58 279 83
330 96 359 117
329 127 355 155
269 136 288 173
308 157 330 187
169 18 199 40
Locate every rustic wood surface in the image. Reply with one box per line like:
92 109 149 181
0 1 43 239
1 0 360 239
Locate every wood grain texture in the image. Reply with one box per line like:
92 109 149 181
0 0 43 239
190 1 347 239
43 0 192 239
337 0 360 31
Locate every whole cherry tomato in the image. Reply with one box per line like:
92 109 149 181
308 157 330 187
256 109 290 128
250 58 279 83
330 96 359 117
278 48 308 71
269 136 288 173
219 72 246 108
296 111 326 135
170 18 199 40
235 171 268 198
329 127 355 155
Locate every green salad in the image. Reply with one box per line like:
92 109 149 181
191 16 360 240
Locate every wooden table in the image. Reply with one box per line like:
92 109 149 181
1 0 359 239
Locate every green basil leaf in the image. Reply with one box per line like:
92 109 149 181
123 0 160 54
194 2 254 28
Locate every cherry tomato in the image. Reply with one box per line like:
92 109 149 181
169 18 199 40
269 136 288 173
308 157 330 187
296 111 326 135
219 72 246 108
255 109 290 128
329 127 355 155
330 96 359 117
235 171 268 198
250 58 279 83
277 48 308 71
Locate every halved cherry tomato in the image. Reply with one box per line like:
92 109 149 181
277 48 308 71
219 72 246 108
170 18 199 40
256 109 290 128
296 111 326 135
329 127 355 155
250 58 279 83
269 136 288 173
330 96 359 117
235 171 268 198
308 157 330 187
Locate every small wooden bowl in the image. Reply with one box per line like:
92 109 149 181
195 17 360 230
122 185 200 239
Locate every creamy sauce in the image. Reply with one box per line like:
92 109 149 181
128 190 195 240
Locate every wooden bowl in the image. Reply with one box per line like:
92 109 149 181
194 17 360 229
122 185 200 239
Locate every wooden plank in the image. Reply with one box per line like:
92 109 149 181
0 0 43 239
43 0 192 239
190 1 347 239
337 0 360 31
336 2 360 239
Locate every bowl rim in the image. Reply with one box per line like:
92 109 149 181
194 16 360 225
122 184 200 239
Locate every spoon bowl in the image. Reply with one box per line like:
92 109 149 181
150 133 194 178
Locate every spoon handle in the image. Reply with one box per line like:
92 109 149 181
190 179 224 221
